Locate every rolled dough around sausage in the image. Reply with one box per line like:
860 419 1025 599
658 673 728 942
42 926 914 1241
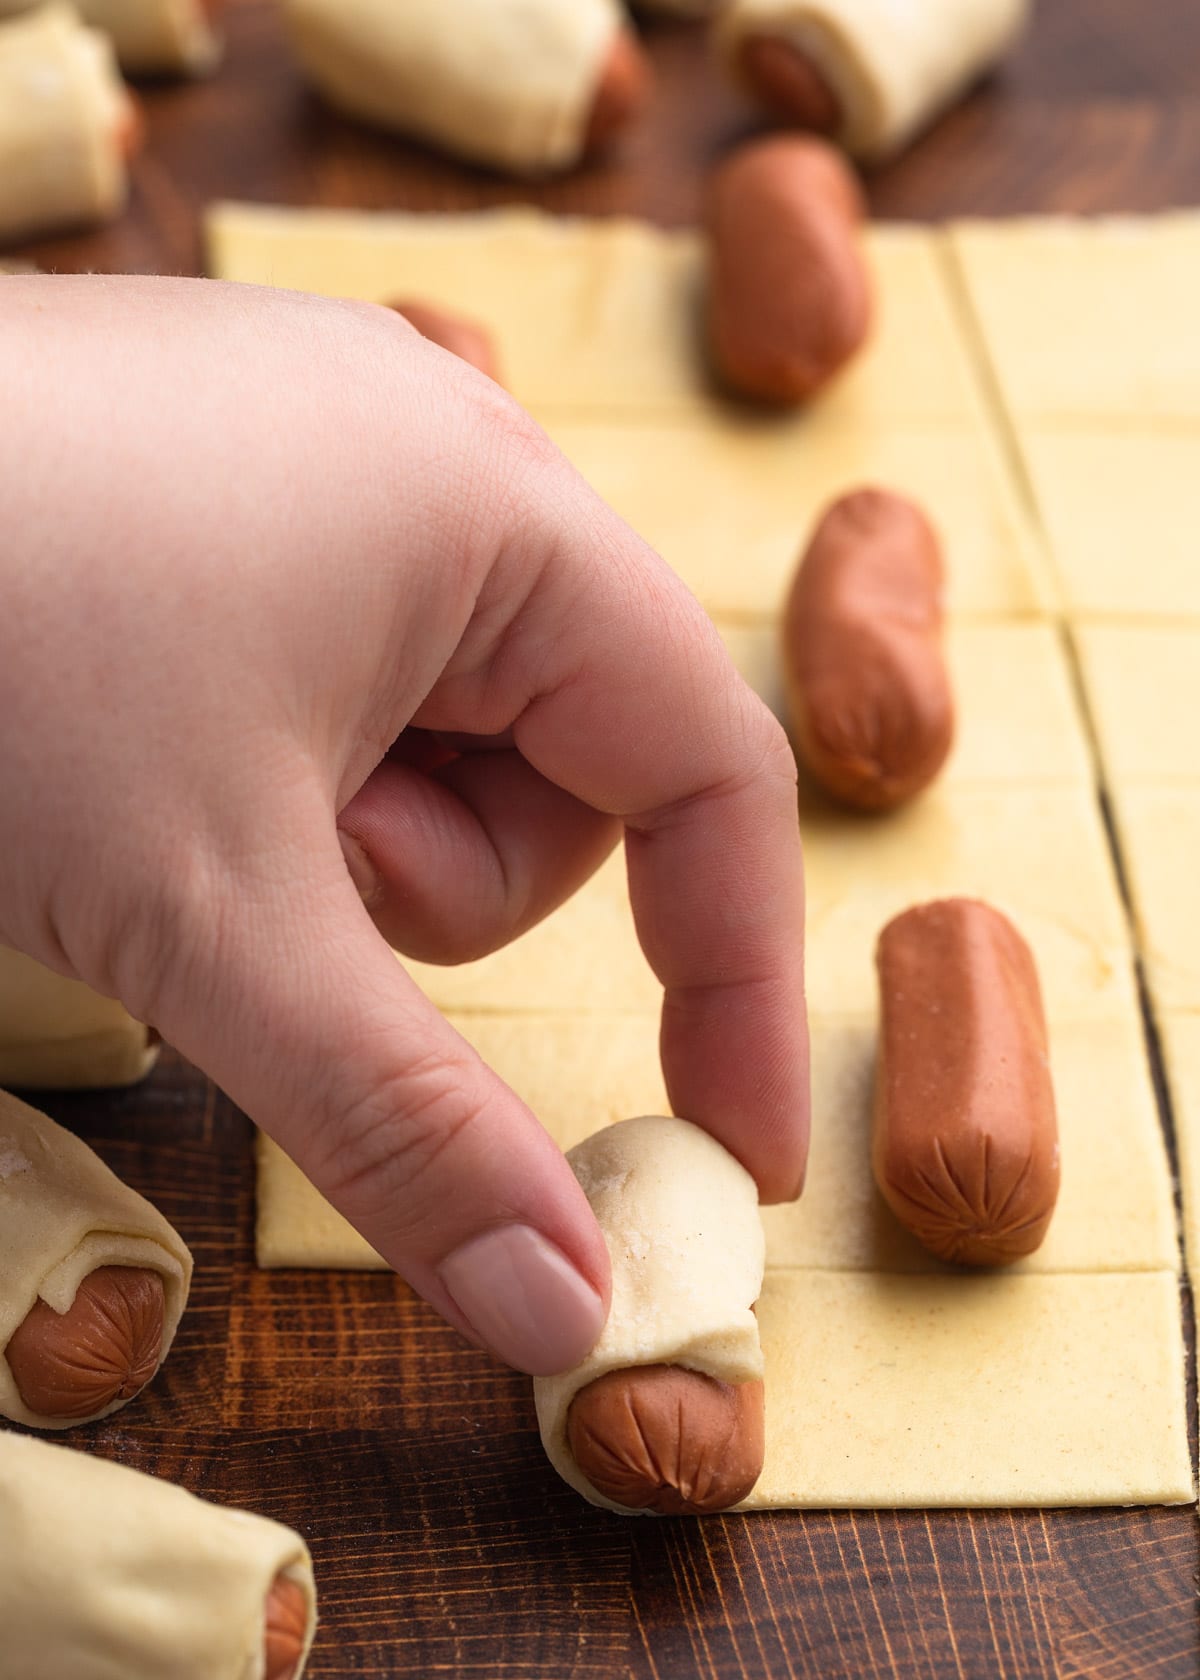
0 1430 317 1679
0 3 131 245
0 0 220 74
0 1087 192 1428
280 0 621 175
0 945 158 1089
718 0 1030 161
533 1116 766 1514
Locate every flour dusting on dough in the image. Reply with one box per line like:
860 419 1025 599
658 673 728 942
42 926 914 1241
0 1137 33 1181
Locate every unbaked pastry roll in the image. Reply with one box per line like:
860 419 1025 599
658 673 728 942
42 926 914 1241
0 1430 317 1680
0 0 221 74
281 0 649 176
0 4 138 245
0 945 158 1088
717 0 1030 161
0 1087 192 1429
534 1115 766 1515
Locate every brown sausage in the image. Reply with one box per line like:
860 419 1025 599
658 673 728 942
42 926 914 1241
583 29 654 153
115 90 144 161
387 300 502 383
874 898 1060 1267
739 35 843 134
264 1573 310 1680
706 134 870 404
5 1266 165 1421
782 487 954 811
567 1364 765 1514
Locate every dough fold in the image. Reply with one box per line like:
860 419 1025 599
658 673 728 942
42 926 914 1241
281 0 622 175
0 946 158 1089
718 0 1030 160
534 1115 765 1513
0 1087 192 1428
0 1430 317 1680
0 0 220 74
0 3 133 244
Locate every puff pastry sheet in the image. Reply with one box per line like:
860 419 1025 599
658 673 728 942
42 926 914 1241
215 203 1189 1509
951 215 1200 424
1075 625 1200 783
206 205 997 425
260 1008 1176 1279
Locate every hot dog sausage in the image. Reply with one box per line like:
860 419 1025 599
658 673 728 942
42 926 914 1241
706 134 870 404
264 1573 311 1680
388 299 502 382
874 898 1060 1266
584 28 653 153
738 34 843 132
567 1364 765 1515
5 1266 165 1423
782 487 954 811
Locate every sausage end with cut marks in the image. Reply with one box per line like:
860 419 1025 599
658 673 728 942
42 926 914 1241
584 29 654 153
783 487 954 811
5 1265 166 1421
874 898 1060 1266
706 135 870 404
387 299 502 383
739 35 843 134
264 1573 310 1680
567 1363 765 1514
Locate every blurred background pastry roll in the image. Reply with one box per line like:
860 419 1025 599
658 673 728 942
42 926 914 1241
0 946 158 1089
718 0 1030 161
0 0 222 75
0 4 139 245
281 0 651 175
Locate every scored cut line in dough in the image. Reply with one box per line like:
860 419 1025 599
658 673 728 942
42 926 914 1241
1020 428 1200 621
950 214 1200 424
799 784 1135 1020
544 413 1046 621
1074 624 1200 781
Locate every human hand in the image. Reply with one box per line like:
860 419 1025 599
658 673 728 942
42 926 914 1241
0 275 809 1374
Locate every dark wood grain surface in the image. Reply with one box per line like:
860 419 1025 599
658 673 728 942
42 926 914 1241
9 2 1200 1676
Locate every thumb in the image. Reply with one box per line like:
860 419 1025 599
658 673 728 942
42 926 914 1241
147 829 610 1378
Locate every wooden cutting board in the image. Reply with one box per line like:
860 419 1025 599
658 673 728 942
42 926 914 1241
9 3 1200 1675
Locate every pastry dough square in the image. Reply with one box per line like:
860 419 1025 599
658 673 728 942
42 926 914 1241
404 847 656 1014
546 415 1047 620
762 1014 1178 1274
800 785 1136 1019
1158 1013 1200 1279
747 1269 1193 1507
1022 428 1200 620
1109 787 1200 1013
951 215 1200 422
205 205 984 425
257 1011 667 1268
721 620 1091 787
1075 625 1200 782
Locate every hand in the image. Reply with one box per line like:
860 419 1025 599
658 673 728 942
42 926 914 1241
0 275 809 1375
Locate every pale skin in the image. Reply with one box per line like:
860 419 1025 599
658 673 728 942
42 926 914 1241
0 275 810 1376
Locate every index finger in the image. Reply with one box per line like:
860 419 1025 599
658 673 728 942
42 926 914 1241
478 482 810 1203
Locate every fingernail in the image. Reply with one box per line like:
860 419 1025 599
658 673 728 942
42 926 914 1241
338 830 381 906
438 1225 605 1376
